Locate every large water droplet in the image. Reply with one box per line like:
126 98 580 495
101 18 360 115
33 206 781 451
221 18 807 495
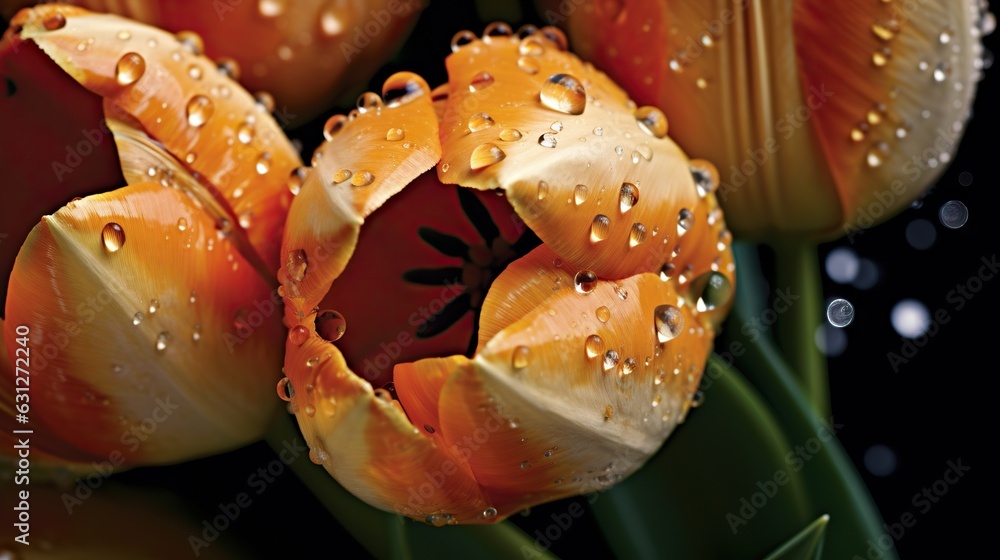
574 270 598 293
596 306 611 323
602 349 619 372
186 95 213 127
690 162 717 197
115 52 145 86
677 208 694 235
574 184 589 205
470 71 495 92
654 304 684 343
276 377 294 401
470 143 506 169
382 71 430 107
585 334 604 359
635 106 668 138
468 112 495 132
315 310 346 341
333 169 352 184
289 325 310 345
451 30 476 52
540 73 586 115
101 222 125 252
690 271 733 312
323 115 347 140
483 507 498 519
351 170 375 187
500 128 522 141
629 223 647 247
538 132 558 148
826 298 854 328
386 128 405 141
590 214 610 242
619 183 639 213
512 346 531 370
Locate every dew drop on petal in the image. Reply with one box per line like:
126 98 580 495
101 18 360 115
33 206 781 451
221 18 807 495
115 53 145 86
289 325 310 345
677 208 694 235
351 170 375 187
619 183 638 213
470 143 506 169
512 346 531 370
315 310 347 342
634 106 668 138
654 304 684 343
629 223 647 247
585 334 604 359
690 271 733 312
470 71 495 92
574 270 598 293
500 128 522 141
540 73 586 115
323 115 347 140
574 184 589 205
596 306 611 323
155 332 170 352
451 30 476 52
468 112 495 132
386 128 405 141
590 214 610 242
101 222 125 252
276 377 294 402
185 95 213 127
538 132 558 148
602 349 619 372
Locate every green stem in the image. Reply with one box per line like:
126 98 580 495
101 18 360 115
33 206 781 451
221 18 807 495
770 241 829 416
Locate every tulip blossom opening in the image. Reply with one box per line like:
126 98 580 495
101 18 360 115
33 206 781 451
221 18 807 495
277 25 736 525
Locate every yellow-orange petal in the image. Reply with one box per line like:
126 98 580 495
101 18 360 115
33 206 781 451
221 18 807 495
15 4 302 270
392 244 714 520
794 0 983 233
3 183 283 465
438 26 719 280
283 327 492 522
279 72 441 323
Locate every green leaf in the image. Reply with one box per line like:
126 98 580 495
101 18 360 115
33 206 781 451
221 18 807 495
763 515 829 560
590 357 813 559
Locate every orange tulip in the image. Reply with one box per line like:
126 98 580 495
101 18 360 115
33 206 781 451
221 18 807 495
548 0 992 239
278 24 735 524
1 5 300 467
1 0 424 120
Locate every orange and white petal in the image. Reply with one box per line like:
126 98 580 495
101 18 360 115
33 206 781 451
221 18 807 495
391 244 716 520
283 328 491 523
3 183 283 465
280 72 441 322
794 0 985 232
438 25 715 281
14 4 302 269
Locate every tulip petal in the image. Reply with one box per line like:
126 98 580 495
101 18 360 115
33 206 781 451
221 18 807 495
438 27 726 280
794 0 984 231
3 183 283 464
280 72 441 322
399 244 714 519
15 4 302 269
283 327 492 523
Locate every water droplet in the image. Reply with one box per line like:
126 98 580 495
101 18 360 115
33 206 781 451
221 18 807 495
333 169 352 184
659 262 676 281
115 52 145 86
43 13 67 30
520 460 532 469
468 112 495 132
654 305 684 343
483 507 498 519
148 298 159 314
574 270 598 293
872 48 890 67
512 346 531 370
620 358 637 376
470 143 506 169
470 71 495 92
237 121 256 144
677 208 694 235
634 106 668 138
518 57 540 74
499 128 522 141
451 30 477 52
538 132 558 148
155 332 171 352
619 183 639 213
386 128 405 141
323 115 347 140
590 214 610 242
602 349 619 372
483 21 513 40
629 223 647 247
574 184 589 205
276 377 294 401
315 310 346 342
351 170 375 187
585 334 604 359
866 142 889 167
254 91 276 112
938 200 968 229
132 312 143 326
872 19 899 40
101 223 125 252
519 35 546 56
534 180 550 201
186 95 213 127
540 73 586 115
696 77 708 89
355 92 383 114
192 324 202 342
596 306 611 323
933 62 949 82
382 71 430 107
289 325 309 345
176 30 203 55
690 271 733 312
826 298 854 328
255 152 271 175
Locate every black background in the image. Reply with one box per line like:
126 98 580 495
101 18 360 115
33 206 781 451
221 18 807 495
4 0 996 558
